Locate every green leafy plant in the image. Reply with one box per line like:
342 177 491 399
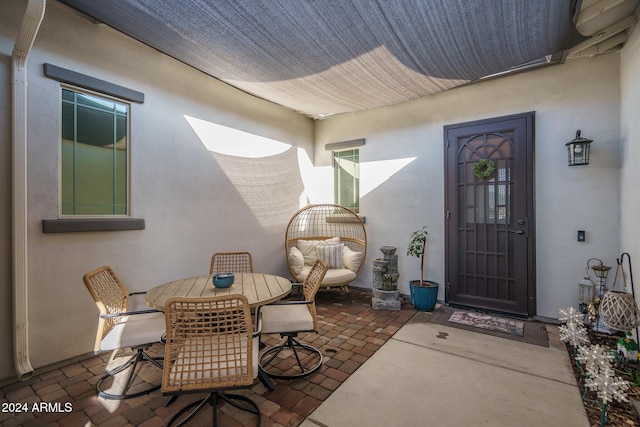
617 367 640 387
407 226 429 285
627 368 640 387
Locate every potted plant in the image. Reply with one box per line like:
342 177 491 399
407 226 439 311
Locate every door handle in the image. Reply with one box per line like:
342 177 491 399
508 230 525 235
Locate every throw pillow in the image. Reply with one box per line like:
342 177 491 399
343 246 363 273
298 237 341 265
320 236 341 246
297 240 320 265
288 246 304 275
316 244 344 269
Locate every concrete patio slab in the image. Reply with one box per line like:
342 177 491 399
301 311 589 427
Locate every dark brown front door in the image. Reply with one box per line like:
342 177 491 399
444 112 535 317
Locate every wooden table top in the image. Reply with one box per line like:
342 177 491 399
145 272 292 310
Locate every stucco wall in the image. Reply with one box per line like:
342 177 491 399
0 0 313 380
316 54 622 319
620 22 640 302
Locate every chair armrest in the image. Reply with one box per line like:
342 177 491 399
100 309 162 319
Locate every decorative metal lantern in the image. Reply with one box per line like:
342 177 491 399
565 130 592 166
589 258 611 298
578 269 595 304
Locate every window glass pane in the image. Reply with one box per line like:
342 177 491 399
115 114 128 215
333 149 359 213
62 88 74 102
61 89 128 215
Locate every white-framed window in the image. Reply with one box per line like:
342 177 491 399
61 87 130 216
333 149 360 213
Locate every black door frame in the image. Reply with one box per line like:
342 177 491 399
444 112 536 317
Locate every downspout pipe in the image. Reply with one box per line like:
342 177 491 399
12 0 46 380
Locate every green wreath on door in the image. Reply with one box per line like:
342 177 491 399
473 159 496 180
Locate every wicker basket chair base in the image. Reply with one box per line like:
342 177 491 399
96 344 163 400
259 334 323 379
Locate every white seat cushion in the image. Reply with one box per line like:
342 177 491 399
260 304 314 334
296 265 356 286
100 311 166 351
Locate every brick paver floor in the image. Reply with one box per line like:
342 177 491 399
0 287 416 426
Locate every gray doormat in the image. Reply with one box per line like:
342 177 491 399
427 306 549 347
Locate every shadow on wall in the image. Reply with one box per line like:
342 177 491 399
185 115 416 227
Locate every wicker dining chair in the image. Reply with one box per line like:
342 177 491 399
257 258 328 379
209 251 254 274
162 295 261 427
83 266 166 400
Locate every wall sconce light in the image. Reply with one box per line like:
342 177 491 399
565 130 592 166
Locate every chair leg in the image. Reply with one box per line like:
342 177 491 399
259 335 323 379
167 392 260 427
96 345 162 400
163 395 178 407
342 285 352 303
258 368 276 390
219 393 261 425
167 393 213 427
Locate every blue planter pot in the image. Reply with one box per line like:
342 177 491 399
410 281 439 311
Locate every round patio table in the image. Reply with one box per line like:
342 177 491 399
145 272 292 310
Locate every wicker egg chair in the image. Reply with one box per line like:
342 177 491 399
285 204 366 302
